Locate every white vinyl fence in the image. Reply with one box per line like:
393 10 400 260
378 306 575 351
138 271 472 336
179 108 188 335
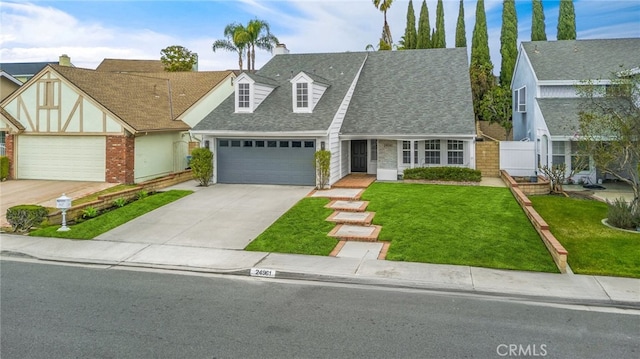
500 141 536 176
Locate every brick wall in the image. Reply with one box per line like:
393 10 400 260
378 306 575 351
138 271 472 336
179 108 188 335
476 141 500 177
5 134 14 179
105 135 135 184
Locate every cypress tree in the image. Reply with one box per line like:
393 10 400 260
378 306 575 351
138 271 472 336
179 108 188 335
416 0 431 49
403 0 418 49
471 0 491 67
557 0 576 40
500 0 518 87
470 0 495 121
531 0 547 41
455 0 467 48
433 0 446 48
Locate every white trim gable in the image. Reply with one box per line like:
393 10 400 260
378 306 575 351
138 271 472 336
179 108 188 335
290 72 327 113
234 73 275 113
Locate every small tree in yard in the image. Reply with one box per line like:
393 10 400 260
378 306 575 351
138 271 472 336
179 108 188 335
576 74 640 207
538 159 587 195
190 147 213 187
314 150 331 190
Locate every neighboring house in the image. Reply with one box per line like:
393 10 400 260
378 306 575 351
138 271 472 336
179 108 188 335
0 64 234 183
0 54 73 83
192 48 476 186
96 59 166 73
1 71 22 101
511 38 640 184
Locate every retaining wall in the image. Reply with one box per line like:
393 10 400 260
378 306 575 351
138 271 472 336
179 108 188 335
500 170 568 273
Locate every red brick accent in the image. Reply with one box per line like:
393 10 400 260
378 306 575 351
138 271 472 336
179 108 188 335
105 135 135 184
5 134 14 179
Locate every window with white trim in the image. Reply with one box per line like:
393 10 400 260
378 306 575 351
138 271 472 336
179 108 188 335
296 83 308 108
238 83 250 108
570 141 589 171
424 140 440 164
515 86 526 112
447 140 464 165
552 141 565 166
402 141 411 164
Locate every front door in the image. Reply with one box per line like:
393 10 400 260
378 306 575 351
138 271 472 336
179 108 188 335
351 140 367 172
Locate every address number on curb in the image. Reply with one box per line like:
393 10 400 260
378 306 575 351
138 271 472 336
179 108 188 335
250 268 276 278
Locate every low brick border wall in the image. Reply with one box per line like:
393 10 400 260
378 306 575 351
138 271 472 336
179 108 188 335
499 170 551 195
500 170 568 273
47 170 193 224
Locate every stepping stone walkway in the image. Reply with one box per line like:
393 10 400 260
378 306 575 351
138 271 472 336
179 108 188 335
321 193 381 242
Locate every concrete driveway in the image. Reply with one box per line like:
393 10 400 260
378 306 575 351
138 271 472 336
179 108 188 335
95 183 313 250
0 180 117 227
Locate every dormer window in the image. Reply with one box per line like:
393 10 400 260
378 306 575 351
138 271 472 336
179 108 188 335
290 71 328 113
296 83 308 108
234 72 276 113
238 83 250 108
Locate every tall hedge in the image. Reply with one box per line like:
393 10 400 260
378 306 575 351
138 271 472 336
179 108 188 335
0 156 8 181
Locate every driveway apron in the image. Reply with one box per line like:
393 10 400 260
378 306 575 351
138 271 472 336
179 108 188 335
95 183 313 249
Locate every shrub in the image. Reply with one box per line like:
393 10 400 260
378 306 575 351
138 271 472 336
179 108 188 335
606 198 637 230
190 147 213 187
314 150 331 189
6 205 49 233
113 197 127 208
0 156 8 181
137 190 149 200
82 206 98 219
403 167 482 182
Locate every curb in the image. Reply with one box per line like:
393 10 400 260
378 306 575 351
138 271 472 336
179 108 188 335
2 250 639 311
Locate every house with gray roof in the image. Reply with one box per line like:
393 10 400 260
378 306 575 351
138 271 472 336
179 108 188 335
511 38 640 184
192 48 476 186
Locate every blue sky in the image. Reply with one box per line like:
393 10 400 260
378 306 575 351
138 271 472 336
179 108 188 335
1 1 639 73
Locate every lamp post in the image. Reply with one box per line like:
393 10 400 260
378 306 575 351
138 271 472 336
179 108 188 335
56 193 72 232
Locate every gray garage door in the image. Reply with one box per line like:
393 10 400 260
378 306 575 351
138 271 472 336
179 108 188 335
217 139 316 185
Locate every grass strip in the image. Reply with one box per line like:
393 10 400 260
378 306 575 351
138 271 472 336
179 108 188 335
245 197 338 255
29 190 192 239
530 195 640 278
362 182 558 272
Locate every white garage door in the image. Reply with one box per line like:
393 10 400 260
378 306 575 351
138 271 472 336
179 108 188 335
17 136 106 181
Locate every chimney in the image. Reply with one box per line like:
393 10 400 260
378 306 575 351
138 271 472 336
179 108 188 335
59 54 71 67
272 43 290 56
192 53 198 72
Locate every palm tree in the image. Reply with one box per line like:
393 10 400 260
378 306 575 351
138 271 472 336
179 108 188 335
244 19 279 71
373 0 394 49
212 23 248 71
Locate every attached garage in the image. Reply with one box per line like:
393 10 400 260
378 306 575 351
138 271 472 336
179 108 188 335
217 139 316 185
17 135 106 181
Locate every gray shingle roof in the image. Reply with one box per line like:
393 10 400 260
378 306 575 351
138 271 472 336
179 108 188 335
522 38 640 81
536 98 585 136
193 52 367 133
341 48 475 136
194 49 476 136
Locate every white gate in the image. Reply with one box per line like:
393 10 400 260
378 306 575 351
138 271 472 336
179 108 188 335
500 141 536 176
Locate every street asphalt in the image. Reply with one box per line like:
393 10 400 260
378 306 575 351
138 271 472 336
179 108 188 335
1 180 638 309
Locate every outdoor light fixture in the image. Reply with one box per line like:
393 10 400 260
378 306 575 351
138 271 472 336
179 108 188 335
56 193 72 232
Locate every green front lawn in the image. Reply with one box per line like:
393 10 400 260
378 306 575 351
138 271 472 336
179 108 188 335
361 182 559 272
530 195 640 278
245 197 338 255
29 190 192 239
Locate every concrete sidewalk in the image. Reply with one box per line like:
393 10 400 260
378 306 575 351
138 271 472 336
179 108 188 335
2 233 638 309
